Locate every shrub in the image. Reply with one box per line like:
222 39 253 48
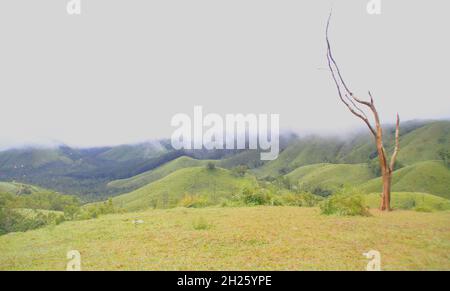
64 205 80 220
399 198 416 210
206 162 216 170
241 188 272 206
282 193 322 207
320 194 370 216
0 208 65 235
231 165 248 177
192 217 212 230
178 194 209 208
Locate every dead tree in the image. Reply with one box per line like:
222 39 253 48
325 13 400 211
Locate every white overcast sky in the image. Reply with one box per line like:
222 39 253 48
0 0 449 149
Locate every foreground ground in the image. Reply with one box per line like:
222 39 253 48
0 207 449 270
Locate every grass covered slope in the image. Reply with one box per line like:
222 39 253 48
365 192 450 211
255 121 450 178
98 142 167 162
360 161 450 199
0 182 44 195
255 137 345 177
113 167 257 211
397 121 450 165
286 163 375 192
107 157 212 192
1 207 449 270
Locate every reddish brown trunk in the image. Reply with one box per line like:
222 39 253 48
380 171 391 211
375 127 392 211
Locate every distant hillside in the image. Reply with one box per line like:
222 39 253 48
218 150 266 169
113 167 257 211
0 120 448 200
254 136 346 178
359 161 450 199
98 142 167 162
107 157 213 192
286 163 375 194
397 121 450 164
0 147 72 169
0 143 174 200
256 121 450 178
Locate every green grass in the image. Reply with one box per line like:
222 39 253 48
255 137 344 177
218 151 264 169
286 163 375 192
0 207 449 270
112 167 257 211
365 192 450 212
14 208 64 217
107 156 213 191
359 161 450 199
0 182 44 195
397 121 450 165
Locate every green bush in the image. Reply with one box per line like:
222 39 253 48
206 162 216 170
64 205 80 220
320 194 370 216
241 188 272 206
192 217 212 230
399 198 416 210
0 208 65 235
178 194 210 208
231 165 248 177
282 193 322 207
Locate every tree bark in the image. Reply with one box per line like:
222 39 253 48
380 172 391 211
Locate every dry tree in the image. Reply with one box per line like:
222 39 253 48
325 13 400 211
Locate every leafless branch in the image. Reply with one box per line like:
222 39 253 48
326 12 376 137
389 113 400 172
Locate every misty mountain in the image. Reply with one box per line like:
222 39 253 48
0 120 448 201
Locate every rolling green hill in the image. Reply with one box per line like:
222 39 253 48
0 120 448 200
113 167 257 211
359 161 450 199
0 148 72 169
98 142 167 162
218 150 265 169
397 121 450 164
286 163 376 193
107 156 213 192
254 137 345 178
255 121 450 178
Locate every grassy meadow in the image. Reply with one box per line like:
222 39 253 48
0 206 449 271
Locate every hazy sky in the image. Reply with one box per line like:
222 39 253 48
0 0 449 149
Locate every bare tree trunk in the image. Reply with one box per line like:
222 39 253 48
326 13 400 211
380 172 391 211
